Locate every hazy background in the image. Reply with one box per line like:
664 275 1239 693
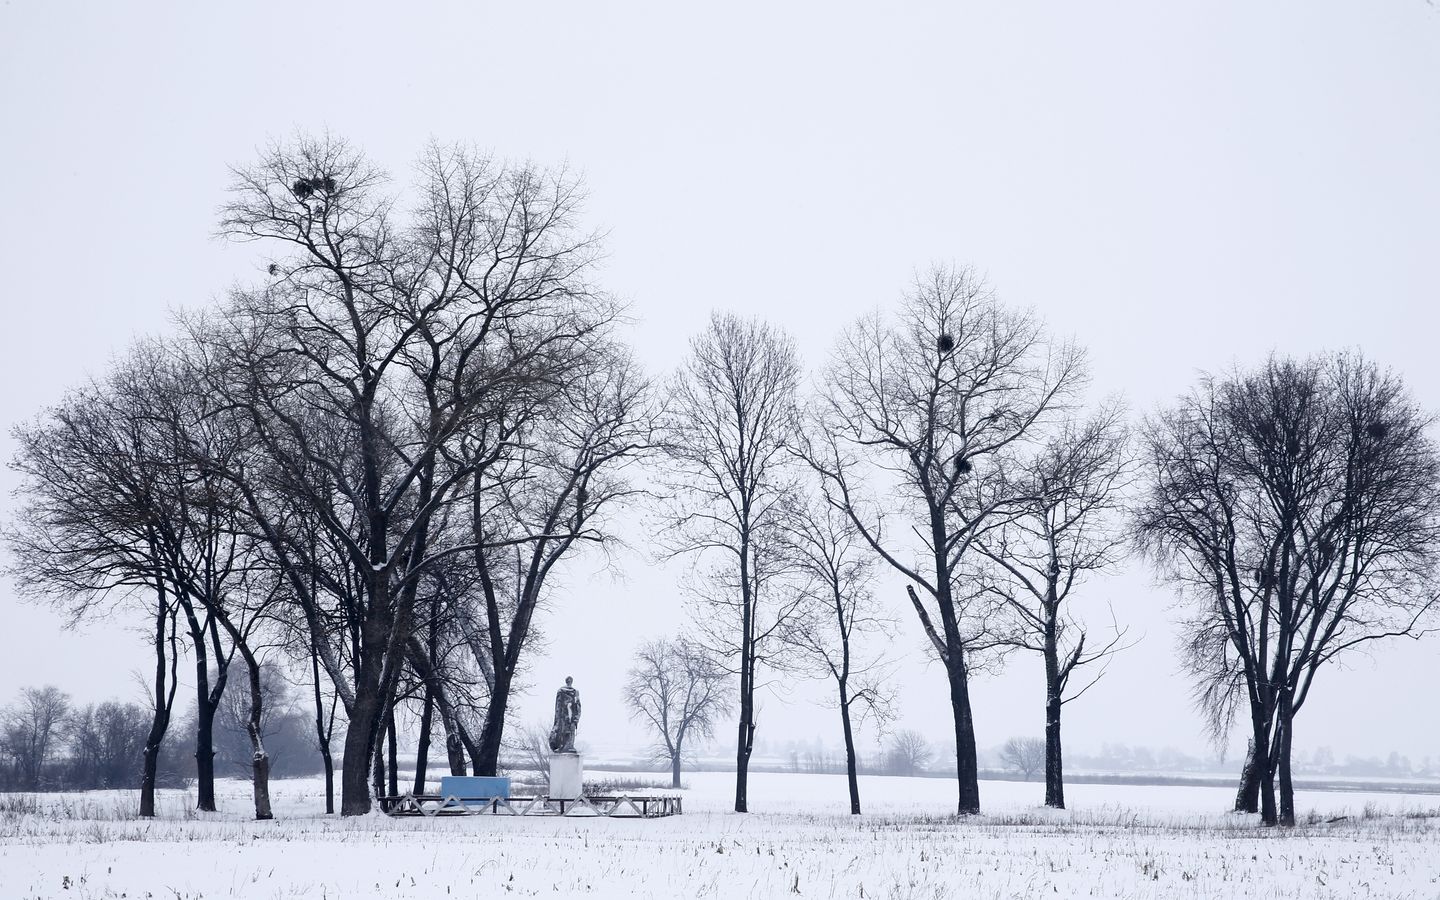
1 1 1436 769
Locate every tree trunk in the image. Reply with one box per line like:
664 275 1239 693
1044 691 1064 809
735 646 755 813
194 691 219 812
414 684 434 794
139 743 162 818
945 656 981 815
311 650 335 815
1043 633 1065 809
1259 740 1278 826
139 585 174 818
671 752 682 789
386 705 399 799
476 668 514 777
340 615 389 815
238 648 273 820
1234 737 1261 814
1277 691 1296 827
321 742 335 815
838 692 861 815
370 712 386 801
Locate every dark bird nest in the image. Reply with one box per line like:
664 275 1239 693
937 333 955 354
1366 422 1389 441
954 456 972 476
292 179 315 199
267 263 280 277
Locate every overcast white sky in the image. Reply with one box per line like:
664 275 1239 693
1 1 1437 767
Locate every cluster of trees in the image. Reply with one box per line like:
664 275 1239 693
8 135 1437 829
626 275 1438 825
7 136 653 818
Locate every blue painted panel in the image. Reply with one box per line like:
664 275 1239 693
438 775 511 809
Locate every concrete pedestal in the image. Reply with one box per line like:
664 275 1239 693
548 752 584 800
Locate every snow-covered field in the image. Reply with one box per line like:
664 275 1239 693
2 771 1438 899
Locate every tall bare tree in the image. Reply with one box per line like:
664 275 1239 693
802 266 1084 814
660 312 806 813
8 347 200 815
624 636 732 788
783 497 894 814
971 405 1131 808
1135 353 1440 825
468 349 656 775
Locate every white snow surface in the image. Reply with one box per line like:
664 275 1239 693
2 771 1439 899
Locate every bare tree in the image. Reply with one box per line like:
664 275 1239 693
624 636 732 788
885 729 933 777
0 687 72 789
801 266 1084 814
971 405 1131 808
468 348 656 775
1135 353 1440 826
502 722 553 776
999 736 1046 781
8 347 193 815
659 312 807 813
783 497 894 814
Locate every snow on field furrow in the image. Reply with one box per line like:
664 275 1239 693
1 773 1438 899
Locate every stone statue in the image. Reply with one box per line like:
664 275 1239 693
549 676 582 753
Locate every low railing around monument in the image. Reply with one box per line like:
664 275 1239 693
378 792 682 818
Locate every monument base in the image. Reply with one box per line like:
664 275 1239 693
548 751 583 800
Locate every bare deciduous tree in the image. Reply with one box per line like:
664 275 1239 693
783 497 894 814
972 405 1132 808
624 636 732 788
802 266 1084 814
660 312 806 813
0 686 72 789
999 736 1046 781
1135 353 1440 826
885 729 933 777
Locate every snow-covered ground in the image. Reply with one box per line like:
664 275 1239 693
2 771 1438 899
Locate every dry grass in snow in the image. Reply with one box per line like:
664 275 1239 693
1 771 1438 899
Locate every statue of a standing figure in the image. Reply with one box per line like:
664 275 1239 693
549 676 582 753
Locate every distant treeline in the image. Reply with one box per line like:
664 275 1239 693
0 681 325 793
